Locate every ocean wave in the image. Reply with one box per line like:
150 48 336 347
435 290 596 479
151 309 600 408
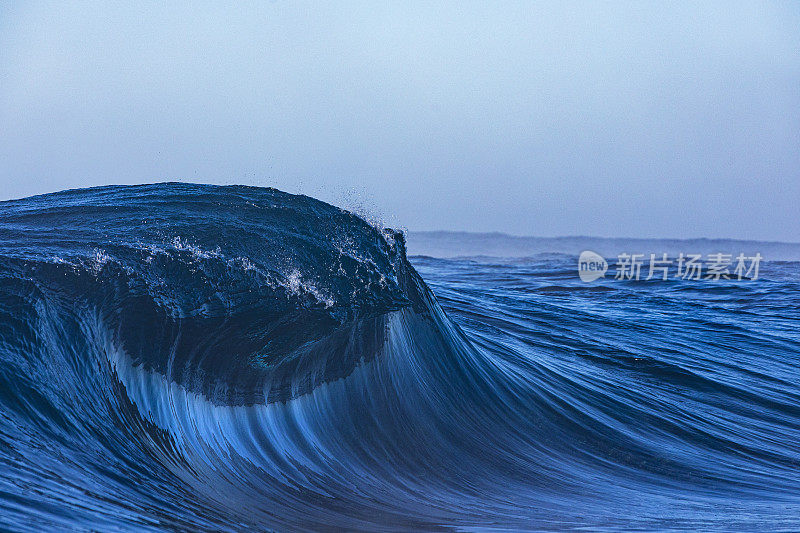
1 183 799 531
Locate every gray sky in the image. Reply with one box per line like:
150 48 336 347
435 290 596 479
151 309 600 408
1 1 798 240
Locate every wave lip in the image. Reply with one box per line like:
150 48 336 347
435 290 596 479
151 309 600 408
0 183 424 405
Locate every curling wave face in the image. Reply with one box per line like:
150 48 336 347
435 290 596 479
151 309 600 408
0 183 799 531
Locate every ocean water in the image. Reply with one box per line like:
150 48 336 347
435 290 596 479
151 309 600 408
0 183 798 531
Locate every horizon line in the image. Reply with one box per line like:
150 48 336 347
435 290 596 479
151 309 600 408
407 230 800 247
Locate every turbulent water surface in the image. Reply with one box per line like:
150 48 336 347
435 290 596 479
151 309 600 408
0 183 798 531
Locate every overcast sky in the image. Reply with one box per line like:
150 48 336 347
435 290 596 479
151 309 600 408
1 1 798 240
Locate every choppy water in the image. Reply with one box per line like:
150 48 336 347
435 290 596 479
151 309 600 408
0 183 798 531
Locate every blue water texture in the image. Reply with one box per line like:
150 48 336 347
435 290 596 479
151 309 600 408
0 183 798 531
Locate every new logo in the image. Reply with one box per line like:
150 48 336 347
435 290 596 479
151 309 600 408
578 250 607 282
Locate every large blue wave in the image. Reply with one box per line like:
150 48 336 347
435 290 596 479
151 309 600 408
0 183 798 531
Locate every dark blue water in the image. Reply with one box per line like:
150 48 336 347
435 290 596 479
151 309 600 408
0 183 798 531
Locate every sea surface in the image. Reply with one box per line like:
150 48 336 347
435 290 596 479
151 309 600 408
0 183 798 531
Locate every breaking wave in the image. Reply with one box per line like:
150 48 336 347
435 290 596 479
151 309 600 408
1 183 799 531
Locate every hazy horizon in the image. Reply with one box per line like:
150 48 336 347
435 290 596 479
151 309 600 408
1 2 798 241
410 229 800 244
405 229 800 260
